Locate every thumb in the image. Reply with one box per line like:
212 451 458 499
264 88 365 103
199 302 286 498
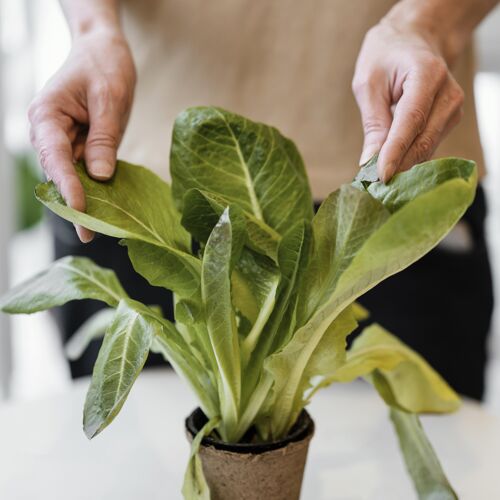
353 78 393 167
85 93 124 180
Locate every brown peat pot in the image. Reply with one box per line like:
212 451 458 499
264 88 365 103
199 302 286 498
185 408 315 500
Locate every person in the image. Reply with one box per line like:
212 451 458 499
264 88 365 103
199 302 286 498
28 0 496 397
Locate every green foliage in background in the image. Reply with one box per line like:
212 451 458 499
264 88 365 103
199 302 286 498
14 151 43 231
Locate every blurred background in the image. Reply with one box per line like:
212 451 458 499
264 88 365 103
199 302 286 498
0 0 499 410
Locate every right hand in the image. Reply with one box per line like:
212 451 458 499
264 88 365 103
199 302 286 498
352 20 464 183
28 29 136 242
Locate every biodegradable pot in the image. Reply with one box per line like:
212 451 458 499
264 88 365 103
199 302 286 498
185 408 315 500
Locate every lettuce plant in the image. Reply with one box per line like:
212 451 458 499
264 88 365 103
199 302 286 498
0 107 477 499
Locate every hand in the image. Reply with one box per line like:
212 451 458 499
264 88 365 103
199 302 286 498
352 18 464 182
28 29 136 241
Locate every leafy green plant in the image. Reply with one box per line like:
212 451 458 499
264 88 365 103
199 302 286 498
0 107 477 499
14 151 43 231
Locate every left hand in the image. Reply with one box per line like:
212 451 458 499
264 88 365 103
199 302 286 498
352 19 464 182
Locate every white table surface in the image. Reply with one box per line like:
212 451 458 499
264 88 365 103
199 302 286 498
0 369 499 500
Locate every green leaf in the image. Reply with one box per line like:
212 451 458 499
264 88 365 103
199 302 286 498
65 307 115 361
242 220 311 416
202 208 241 440
390 408 457 500
122 239 202 301
35 160 190 251
300 306 359 400
331 168 476 316
365 157 476 213
152 318 219 418
225 205 247 270
353 153 379 188
65 305 163 361
297 185 389 324
261 220 312 354
233 249 280 363
333 324 460 414
119 240 216 371
181 188 280 261
0 256 127 313
262 186 388 437
262 306 358 438
264 162 475 437
180 189 222 244
351 302 369 321
35 161 201 300
170 107 314 235
175 299 202 326
182 415 221 500
83 298 156 439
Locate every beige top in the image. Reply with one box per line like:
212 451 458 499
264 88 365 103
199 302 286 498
119 0 484 200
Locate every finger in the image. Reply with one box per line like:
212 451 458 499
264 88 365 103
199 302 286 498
72 127 88 162
73 140 86 162
352 72 393 165
84 84 126 180
32 119 94 242
400 107 463 173
378 66 447 182
398 79 464 172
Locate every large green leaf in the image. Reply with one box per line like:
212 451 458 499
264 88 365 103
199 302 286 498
332 324 460 414
34 161 201 298
81 300 217 439
83 298 156 438
35 160 190 251
202 208 241 440
170 107 314 235
265 162 475 437
0 256 127 313
297 185 389 325
390 408 457 499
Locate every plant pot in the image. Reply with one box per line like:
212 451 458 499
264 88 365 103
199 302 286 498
185 408 315 500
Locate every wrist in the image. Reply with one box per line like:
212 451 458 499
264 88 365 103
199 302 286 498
382 0 471 65
61 1 123 40
70 17 123 41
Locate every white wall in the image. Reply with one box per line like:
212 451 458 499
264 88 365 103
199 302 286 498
475 4 500 411
0 13 13 400
477 4 500 73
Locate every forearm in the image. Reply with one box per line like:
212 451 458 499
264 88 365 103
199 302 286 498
384 0 499 64
59 0 122 39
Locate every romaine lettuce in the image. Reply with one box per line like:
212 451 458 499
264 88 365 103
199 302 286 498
1 107 476 500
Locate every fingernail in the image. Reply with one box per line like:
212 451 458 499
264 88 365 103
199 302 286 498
359 147 378 166
381 162 397 183
75 224 94 243
89 160 114 180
